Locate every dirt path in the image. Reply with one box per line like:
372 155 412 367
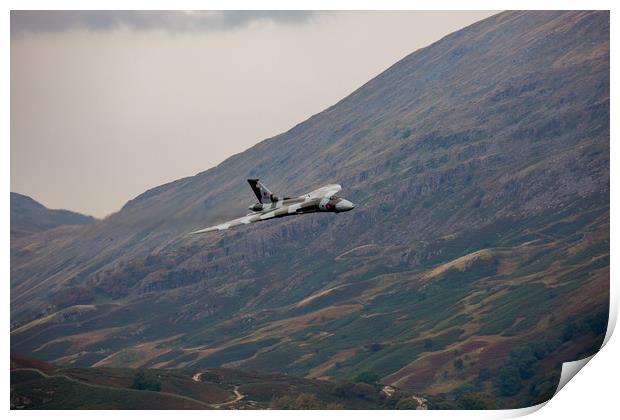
192 373 245 408
212 386 245 408
412 395 428 410
12 368 212 409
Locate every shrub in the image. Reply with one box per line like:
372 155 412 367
528 371 561 405
271 393 343 409
395 397 419 410
332 380 356 398
129 371 161 392
383 390 410 409
354 371 380 384
509 346 537 379
352 383 379 400
477 367 491 381
456 392 494 409
586 311 608 335
561 322 576 342
494 366 522 397
366 342 383 353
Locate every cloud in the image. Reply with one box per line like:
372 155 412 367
11 10 321 35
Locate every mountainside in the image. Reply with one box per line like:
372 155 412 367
10 192 96 238
11 11 609 409
12 354 415 409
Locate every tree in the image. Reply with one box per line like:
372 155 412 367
424 394 461 410
354 370 380 385
528 372 560 405
271 393 343 409
395 397 419 410
494 366 522 397
456 392 494 409
477 367 491 381
586 311 608 335
453 358 464 370
130 371 161 392
366 342 383 353
352 383 379 401
383 390 410 409
332 380 356 398
509 346 537 379
561 322 577 342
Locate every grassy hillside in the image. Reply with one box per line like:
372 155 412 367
11 354 424 409
11 11 609 409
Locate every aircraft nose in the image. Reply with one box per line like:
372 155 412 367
336 199 355 212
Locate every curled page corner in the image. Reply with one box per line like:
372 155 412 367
554 355 595 396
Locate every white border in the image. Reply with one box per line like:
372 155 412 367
5 1 616 419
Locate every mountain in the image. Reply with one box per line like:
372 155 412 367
10 193 97 274
10 11 609 409
10 192 96 238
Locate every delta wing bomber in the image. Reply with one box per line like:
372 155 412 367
190 179 355 234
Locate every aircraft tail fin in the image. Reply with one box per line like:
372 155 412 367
248 179 278 203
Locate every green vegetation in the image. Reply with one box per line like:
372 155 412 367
566 242 609 265
456 392 494 409
130 371 161 392
436 257 499 287
11 375 202 409
11 369 46 383
102 349 144 366
478 282 554 336
430 313 472 333
528 371 561 405
395 397 420 409
494 365 523 397
270 393 343 409
32 340 72 360
241 342 304 372
473 307 609 403
327 328 464 379
354 370 380 384
194 338 279 368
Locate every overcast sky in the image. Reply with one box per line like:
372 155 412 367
11 10 496 218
